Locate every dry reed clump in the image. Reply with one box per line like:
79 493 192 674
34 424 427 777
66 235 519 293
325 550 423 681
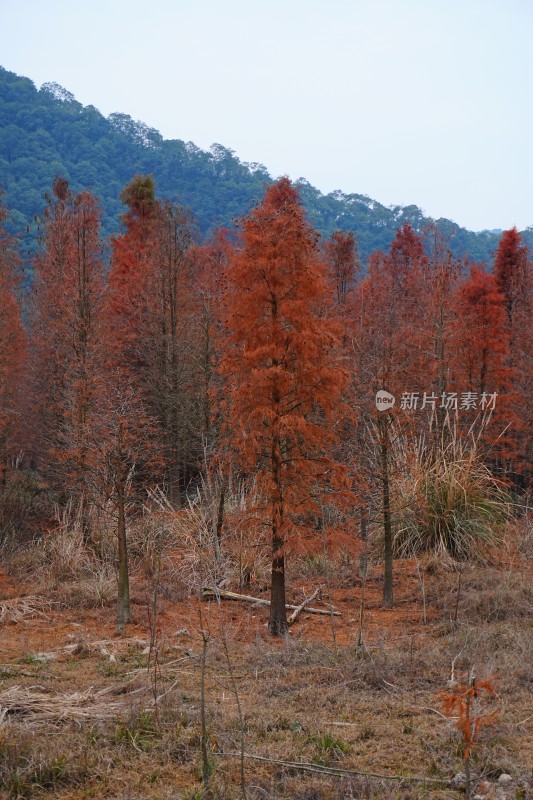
3 501 117 608
6 479 272 605
0 595 53 625
0 685 130 727
393 424 512 561
32 502 114 580
132 481 271 597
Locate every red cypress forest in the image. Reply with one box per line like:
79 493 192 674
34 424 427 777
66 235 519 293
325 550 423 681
0 176 532 799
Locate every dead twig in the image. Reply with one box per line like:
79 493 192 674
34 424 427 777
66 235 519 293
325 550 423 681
214 751 448 784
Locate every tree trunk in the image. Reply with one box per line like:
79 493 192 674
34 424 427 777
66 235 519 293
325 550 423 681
213 484 225 565
379 415 394 609
359 505 368 578
168 459 182 508
269 428 288 636
116 480 131 634
269 545 288 635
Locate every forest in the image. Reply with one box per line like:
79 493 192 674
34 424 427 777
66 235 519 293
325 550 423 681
0 64 517 276
0 170 532 800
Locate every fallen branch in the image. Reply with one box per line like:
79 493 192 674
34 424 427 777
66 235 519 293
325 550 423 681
288 586 323 626
202 588 340 618
214 751 447 784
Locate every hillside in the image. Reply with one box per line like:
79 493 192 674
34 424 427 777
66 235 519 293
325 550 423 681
0 65 520 266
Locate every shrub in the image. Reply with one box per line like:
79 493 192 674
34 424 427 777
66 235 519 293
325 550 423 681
395 425 512 560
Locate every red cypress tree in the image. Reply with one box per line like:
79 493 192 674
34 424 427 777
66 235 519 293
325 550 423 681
221 178 348 635
31 178 104 519
492 228 533 484
0 199 26 539
188 228 235 442
106 176 202 502
350 223 459 606
324 230 359 307
452 265 513 470
493 227 531 321
454 266 510 397
106 176 157 366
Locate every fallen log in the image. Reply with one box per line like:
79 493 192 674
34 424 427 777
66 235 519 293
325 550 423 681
201 588 341 618
287 586 323 626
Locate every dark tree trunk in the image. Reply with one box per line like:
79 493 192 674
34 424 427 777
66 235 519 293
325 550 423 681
359 505 368 578
213 484 225 565
379 415 394 609
116 479 131 634
269 427 287 636
269 545 288 636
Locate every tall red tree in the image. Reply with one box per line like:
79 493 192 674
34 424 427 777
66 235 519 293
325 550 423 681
31 178 104 521
0 199 26 540
106 176 202 503
221 178 348 635
452 265 512 470
454 266 510 397
350 223 461 605
492 227 533 484
324 230 359 308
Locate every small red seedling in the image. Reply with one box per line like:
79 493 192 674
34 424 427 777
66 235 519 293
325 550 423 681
437 670 498 797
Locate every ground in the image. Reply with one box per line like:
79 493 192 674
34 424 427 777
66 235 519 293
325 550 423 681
0 546 532 800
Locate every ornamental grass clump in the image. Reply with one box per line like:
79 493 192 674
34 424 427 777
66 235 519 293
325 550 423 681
395 424 512 560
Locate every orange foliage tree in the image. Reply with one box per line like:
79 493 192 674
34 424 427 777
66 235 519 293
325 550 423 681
106 176 203 504
492 228 533 485
0 199 26 541
452 265 512 470
454 267 510 398
221 178 348 635
323 230 359 308
350 223 429 606
31 177 104 526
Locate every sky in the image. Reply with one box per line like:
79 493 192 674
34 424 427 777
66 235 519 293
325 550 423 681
1 0 532 231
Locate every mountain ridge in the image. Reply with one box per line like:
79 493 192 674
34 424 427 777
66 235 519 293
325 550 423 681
1 65 529 269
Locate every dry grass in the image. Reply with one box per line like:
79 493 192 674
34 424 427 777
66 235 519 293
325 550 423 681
393 424 513 561
0 685 132 727
1 488 532 799
0 612 531 798
0 595 53 625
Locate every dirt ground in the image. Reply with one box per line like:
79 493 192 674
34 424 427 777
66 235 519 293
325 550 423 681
0 554 532 800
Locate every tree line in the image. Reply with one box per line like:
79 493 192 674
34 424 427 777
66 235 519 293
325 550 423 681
1 175 531 634
0 65 511 274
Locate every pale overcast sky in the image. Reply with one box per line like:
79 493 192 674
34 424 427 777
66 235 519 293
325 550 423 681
1 0 532 231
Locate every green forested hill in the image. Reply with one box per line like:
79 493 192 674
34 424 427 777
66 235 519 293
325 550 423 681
0 65 526 268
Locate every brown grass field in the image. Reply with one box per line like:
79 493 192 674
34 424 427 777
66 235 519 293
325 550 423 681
0 523 532 800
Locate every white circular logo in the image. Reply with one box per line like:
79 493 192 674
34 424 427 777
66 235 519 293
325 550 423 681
375 390 395 412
